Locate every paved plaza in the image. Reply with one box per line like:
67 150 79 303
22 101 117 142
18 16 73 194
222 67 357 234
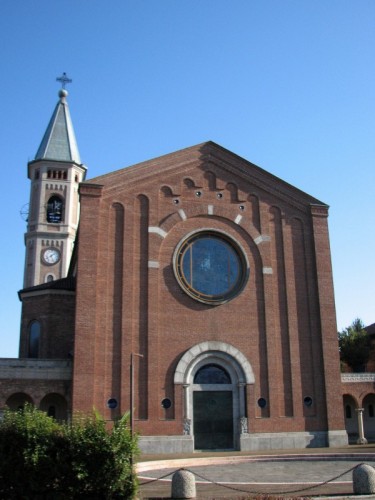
137 445 375 499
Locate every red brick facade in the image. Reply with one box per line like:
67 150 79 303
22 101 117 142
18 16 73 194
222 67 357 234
3 142 357 452
19 284 75 359
71 142 347 450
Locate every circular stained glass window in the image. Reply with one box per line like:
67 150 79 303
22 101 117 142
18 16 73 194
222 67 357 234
174 231 248 305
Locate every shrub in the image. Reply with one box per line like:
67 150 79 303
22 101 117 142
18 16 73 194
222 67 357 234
0 405 138 499
61 411 138 498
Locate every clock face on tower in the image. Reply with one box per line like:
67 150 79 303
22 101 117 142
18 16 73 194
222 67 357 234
42 248 61 265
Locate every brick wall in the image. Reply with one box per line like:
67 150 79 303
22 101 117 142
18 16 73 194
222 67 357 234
72 143 345 437
19 291 75 359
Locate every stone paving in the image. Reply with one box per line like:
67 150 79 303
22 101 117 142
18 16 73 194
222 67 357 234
137 445 375 499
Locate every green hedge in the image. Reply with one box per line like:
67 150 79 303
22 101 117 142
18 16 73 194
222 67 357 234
0 405 138 499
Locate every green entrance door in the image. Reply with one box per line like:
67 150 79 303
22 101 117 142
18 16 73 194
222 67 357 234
193 391 233 450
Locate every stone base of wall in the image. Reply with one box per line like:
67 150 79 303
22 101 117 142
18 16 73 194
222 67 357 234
138 435 194 454
240 430 348 451
138 430 349 454
327 430 349 447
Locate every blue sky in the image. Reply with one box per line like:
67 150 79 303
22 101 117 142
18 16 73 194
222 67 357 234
0 1 374 356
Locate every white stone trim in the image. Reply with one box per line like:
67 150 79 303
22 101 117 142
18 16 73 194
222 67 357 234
178 209 187 221
148 260 159 269
263 267 273 274
174 341 254 385
341 373 375 383
207 205 214 215
234 214 242 225
148 226 167 238
254 235 271 245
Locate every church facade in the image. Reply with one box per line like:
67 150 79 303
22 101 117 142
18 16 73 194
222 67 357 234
0 88 355 453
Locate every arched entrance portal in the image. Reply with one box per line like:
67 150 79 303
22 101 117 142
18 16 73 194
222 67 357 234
193 363 234 449
174 341 254 451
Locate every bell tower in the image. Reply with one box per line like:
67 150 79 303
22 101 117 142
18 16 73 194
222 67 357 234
23 76 87 287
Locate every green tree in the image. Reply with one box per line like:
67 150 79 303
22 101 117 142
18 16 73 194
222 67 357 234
61 411 138 498
0 405 138 499
0 403 62 498
339 318 371 372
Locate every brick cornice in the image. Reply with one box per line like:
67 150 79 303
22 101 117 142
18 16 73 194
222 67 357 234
79 183 104 198
86 142 327 214
310 204 329 217
19 289 75 300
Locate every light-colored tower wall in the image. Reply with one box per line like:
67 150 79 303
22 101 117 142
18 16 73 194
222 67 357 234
23 88 86 287
24 160 86 287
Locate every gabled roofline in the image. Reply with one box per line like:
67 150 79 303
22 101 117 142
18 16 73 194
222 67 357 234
87 141 327 211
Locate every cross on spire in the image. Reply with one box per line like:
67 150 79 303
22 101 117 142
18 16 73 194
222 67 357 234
56 72 72 89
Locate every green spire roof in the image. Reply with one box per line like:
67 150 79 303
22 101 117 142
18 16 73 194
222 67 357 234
35 89 81 163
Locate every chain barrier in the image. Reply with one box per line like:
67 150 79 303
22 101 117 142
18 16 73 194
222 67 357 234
139 462 364 496
139 469 175 486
